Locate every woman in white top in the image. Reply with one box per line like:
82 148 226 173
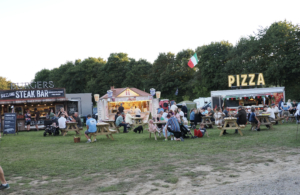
135 106 141 117
125 111 133 124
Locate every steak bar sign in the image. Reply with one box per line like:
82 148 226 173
0 89 65 100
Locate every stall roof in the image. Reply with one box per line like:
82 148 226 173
0 98 69 105
100 87 151 99
211 87 285 97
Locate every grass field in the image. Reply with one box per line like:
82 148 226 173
1 123 300 194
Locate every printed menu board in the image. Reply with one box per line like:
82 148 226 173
3 113 17 134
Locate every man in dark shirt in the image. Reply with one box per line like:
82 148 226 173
118 104 124 113
207 107 215 122
235 106 247 133
223 107 229 118
72 112 82 129
34 108 40 131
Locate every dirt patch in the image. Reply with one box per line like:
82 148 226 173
7 150 300 195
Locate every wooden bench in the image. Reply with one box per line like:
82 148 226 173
289 116 296 123
90 129 118 142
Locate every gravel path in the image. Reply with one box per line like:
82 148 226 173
200 173 300 195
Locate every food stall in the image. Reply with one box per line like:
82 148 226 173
211 87 285 111
97 87 159 122
0 88 80 131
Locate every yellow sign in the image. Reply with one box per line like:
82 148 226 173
228 73 265 87
117 88 140 97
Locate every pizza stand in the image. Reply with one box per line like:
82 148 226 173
95 87 160 124
211 87 285 113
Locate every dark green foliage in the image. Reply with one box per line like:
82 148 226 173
33 20 300 101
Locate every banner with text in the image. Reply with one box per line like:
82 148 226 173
0 89 65 100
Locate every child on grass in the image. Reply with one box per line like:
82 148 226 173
199 123 209 137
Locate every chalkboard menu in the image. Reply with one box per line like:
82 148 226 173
3 113 17 135
225 100 240 107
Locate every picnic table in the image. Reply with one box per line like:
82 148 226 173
89 122 117 142
131 117 144 129
257 114 274 130
274 112 283 124
148 120 167 140
61 122 82 136
202 116 213 128
102 120 116 128
218 117 244 136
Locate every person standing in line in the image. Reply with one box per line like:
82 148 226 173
34 108 40 131
0 166 10 190
118 103 124 113
25 109 31 132
181 103 188 118
135 106 141 117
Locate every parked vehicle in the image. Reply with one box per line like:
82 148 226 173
193 97 211 109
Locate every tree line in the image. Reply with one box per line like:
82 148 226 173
30 20 300 102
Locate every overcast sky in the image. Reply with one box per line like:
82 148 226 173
0 0 299 83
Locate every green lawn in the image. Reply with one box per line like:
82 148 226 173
1 123 300 194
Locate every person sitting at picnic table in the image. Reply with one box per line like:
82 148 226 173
249 107 261 131
246 106 251 120
58 114 67 131
174 110 181 123
207 107 215 122
278 98 284 116
234 106 247 134
84 114 97 143
262 104 275 129
157 105 164 114
214 106 225 126
125 111 133 126
71 112 82 129
181 103 188 118
116 112 128 133
114 112 119 124
294 109 300 124
189 108 195 127
282 103 290 123
223 107 229 118
170 102 178 112
164 113 184 141
289 100 297 115
162 109 168 120
201 108 208 115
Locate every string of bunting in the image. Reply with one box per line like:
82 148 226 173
223 95 273 101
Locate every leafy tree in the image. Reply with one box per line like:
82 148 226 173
33 69 51 82
0 76 11 90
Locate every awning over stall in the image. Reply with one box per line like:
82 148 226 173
0 98 69 105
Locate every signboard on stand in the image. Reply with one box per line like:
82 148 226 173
3 113 17 135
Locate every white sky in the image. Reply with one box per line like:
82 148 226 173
0 0 299 83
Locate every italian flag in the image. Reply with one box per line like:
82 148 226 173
187 53 199 68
